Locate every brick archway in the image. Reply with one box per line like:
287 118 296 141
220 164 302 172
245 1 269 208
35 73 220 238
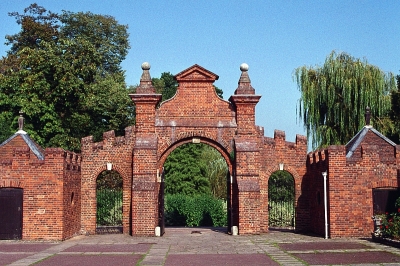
128 63 266 235
81 63 308 236
158 137 233 174
157 137 234 233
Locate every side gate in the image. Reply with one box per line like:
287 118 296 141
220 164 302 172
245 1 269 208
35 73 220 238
0 188 23 240
96 171 123 234
268 171 295 229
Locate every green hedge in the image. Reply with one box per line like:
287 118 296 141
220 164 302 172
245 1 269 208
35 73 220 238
165 194 227 227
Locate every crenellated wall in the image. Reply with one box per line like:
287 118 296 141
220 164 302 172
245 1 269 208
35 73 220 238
81 126 135 235
259 130 308 232
304 128 400 238
0 134 81 240
4 63 399 241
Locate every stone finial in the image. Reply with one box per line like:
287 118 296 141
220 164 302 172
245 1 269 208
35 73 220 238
365 106 371 126
234 63 255 95
240 63 249 72
136 62 156 94
18 110 24 130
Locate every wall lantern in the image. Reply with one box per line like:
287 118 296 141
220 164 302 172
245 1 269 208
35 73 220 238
106 162 112 171
279 163 284 171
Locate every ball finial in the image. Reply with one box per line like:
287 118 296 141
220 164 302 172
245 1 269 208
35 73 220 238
141 62 151 70
240 63 249 71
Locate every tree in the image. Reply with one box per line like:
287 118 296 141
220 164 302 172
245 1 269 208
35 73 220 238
294 51 396 149
164 143 211 196
152 72 178 102
268 171 294 202
200 146 228 200
214 85 223 99
0 4 133 151
385 75 400 143
5 3 60 55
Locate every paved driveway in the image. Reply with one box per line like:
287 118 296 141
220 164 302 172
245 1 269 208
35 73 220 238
1 228 400 265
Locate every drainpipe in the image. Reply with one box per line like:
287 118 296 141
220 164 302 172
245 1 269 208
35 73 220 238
322 171 328 239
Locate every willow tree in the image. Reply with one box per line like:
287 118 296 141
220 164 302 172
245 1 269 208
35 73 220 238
294 51 396 149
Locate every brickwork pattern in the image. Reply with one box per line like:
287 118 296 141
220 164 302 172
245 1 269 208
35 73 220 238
6 63 398 240
304 129 400 238
259 131 308 233
0 135 81 240
81 127 134 235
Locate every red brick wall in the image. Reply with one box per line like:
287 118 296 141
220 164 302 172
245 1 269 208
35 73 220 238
305 130 400 238
298 149 329 235
0 136 81 240
7 64 400 240
127 64 310 235
260 131 308 233
63 152 82 240
81 127 134 235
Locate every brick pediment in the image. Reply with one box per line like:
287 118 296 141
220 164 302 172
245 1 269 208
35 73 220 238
157 65 234 127
175 64 219 82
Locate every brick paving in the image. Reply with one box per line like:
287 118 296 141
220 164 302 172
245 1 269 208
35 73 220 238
1 228 400 266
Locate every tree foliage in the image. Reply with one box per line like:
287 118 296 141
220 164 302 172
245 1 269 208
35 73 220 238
164 143 228 199
152 72 178 102
164 143 211 196
96 170 123 190
214 86 223 99
294 51 396 149
0 4 134 151
268 170 294 202
201 146 228 199
385 76 400 144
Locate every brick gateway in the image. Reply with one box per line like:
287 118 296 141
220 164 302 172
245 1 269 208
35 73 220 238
1 63 399 240
80 63 308 236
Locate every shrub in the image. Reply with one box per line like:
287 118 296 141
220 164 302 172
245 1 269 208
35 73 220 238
164 193 227 227
380 197 400 239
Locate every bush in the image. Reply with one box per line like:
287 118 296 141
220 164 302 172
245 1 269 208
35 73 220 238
380 197 400 239
164 194 188 226
164 193 227 227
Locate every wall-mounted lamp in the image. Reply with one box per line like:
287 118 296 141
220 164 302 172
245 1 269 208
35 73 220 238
106 162 112 171
279 163 284 171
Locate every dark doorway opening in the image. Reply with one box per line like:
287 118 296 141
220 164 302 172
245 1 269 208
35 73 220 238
0 188 23 240
373 187 400 215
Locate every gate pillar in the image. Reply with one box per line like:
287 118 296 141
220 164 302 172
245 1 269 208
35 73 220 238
130 63 162 236
230 64 262 234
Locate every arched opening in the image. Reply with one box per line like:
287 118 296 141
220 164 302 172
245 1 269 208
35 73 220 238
159 142 230 234
96 170 123 234
268 170 295 230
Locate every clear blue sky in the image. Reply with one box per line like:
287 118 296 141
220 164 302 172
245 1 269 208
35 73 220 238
1 1 399 149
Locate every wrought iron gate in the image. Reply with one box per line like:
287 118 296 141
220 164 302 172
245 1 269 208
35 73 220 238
0 188 23 240
96 171 123 234
268 171 295 228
